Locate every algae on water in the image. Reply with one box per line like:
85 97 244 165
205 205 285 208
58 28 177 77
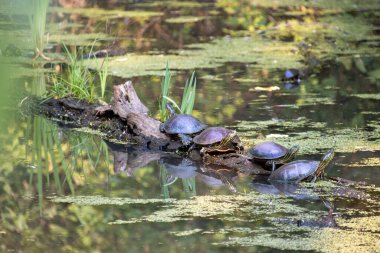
50 195 174 205
85 36 304 78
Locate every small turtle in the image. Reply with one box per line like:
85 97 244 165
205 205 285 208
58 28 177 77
248 141 299 171
282 69 301 83
192 127 243 150
268 148 335 183
159 103 207 145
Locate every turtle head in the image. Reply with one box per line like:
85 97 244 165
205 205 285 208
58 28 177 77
289 145 300 156
165 102 176 117
283 145 300 161
321 148 335 164
315 148 335 178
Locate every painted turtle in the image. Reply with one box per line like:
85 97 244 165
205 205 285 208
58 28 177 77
248 141 299 171
268 148 335 183
159 103 207 145
193 127 243 150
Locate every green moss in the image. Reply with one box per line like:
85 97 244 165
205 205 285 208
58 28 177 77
72 127 107 137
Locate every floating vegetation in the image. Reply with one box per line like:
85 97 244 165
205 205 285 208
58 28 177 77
340 157 380 167
237 119 380 154
109 194 311 224
49 33 111 47
267 129 380 154
215 224 380 252
85 36 304 78
165 16 206 24
136 1 208 8
50 195 174 205
169 229 203 237
50 7 163 20
296 96 335 106
351 93 380 100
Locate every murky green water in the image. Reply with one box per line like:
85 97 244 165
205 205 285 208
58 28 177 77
0 0 379 252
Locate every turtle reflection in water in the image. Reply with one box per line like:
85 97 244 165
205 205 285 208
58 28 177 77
248 141 299 171
159 103 207 146
192 127 243 153
198 164 239 193
160 156 199 186
269 148 335 183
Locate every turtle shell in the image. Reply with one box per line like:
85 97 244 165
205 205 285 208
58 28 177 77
161 114 207 134
284 69 299 80
268 160 319 182
193 127 234 145
249 141 288 160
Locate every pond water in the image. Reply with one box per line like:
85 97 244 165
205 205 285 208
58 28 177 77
0 0 379 252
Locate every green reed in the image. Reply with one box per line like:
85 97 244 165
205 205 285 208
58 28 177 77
51 42 110 101
159 63 172 121
29 0 49 56
97 57 109 99
159 63 197 120
51 44 95 101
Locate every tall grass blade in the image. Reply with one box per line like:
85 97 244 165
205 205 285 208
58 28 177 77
29 0 49 55
159 62 172 121
47 129 62 194
181 71 196 114
182 178 196 198
160 165 171 200
98 57 109 98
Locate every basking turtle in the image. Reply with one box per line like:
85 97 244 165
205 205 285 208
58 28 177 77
248 141 299 171
268 148 335 183
159 103 207 146
192 127 243 150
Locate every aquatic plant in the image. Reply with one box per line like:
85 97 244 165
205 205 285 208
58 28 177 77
29 0 49 59
181 71 197 114
159 63 197 121
51 44 104 101
159 63 172 121
97 57 109 99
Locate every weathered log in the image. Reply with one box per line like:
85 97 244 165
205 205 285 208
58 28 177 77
112 80 149 119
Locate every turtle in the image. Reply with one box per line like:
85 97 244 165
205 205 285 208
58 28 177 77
192 127 243 150
248 141 299 171
268 148 335 183
159 103 207 146
282 69 301 83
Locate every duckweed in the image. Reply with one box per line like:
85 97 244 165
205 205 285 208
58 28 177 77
50 195 174 205
85 36 304 78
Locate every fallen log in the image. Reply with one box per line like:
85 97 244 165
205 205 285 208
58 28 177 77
38 80 268 175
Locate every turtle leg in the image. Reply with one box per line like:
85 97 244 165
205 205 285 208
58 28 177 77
265 160 276 171
178 134 193 146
